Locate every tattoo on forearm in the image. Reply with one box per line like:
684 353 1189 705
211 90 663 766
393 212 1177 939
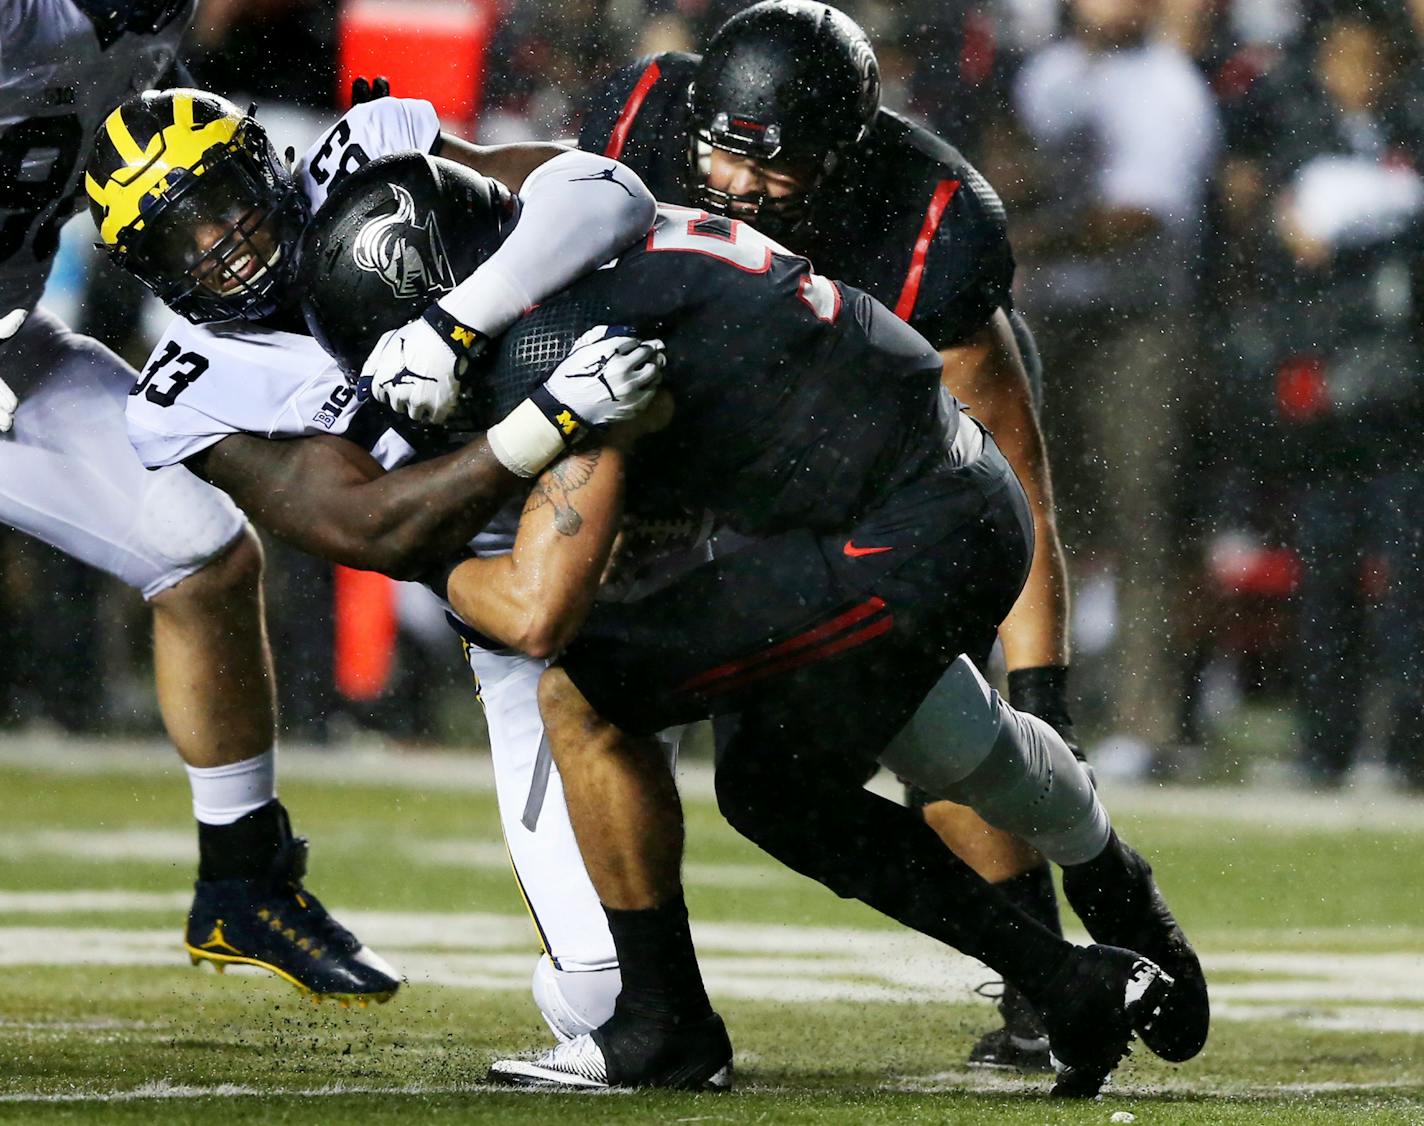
522 448 603 536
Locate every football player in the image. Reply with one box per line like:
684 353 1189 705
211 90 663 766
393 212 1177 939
85 85 669 1032
0 0 396 1003
295 154 1209 1097
575 0 1070 1067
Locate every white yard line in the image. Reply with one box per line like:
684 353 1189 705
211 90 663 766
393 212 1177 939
0 832 797 890
1 896 1422 1033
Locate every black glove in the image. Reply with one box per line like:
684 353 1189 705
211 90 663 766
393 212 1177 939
1007 665 1083 762
350 75 392 105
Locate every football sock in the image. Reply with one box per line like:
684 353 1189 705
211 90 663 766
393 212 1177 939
995 864 1063 937
602 895 714 1026
186 748 276 825
197 798 289 882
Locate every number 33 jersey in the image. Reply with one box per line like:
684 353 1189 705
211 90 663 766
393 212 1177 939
0 0 189 317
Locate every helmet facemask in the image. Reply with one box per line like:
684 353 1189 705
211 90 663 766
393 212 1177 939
684 110 826 243
111 119 308 324
683 1 880 245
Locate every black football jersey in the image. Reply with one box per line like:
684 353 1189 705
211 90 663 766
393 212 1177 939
479 206 949 536
579 52 1015 351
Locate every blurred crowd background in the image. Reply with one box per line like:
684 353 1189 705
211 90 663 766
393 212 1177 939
4 0 1422 792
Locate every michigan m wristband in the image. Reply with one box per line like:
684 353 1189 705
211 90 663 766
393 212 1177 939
422 304 488 380
487 387 592 478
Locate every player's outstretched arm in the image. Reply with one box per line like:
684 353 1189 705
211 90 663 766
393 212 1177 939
187 431 523 582
444 337 671 657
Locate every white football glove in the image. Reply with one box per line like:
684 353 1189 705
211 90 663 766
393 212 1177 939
0 308 27 433
360 306 488 426
488 326 667 478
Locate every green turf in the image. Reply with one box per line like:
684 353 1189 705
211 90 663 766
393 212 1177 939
1 752 1421 1123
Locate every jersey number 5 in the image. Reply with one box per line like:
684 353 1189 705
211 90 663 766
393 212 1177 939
647 206 840 323
132 341 209 408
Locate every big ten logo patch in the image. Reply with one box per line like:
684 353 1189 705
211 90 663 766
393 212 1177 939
313 382 357 428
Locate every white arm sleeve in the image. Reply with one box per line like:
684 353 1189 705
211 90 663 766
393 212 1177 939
437 150 656 336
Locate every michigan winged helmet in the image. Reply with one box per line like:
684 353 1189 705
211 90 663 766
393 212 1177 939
85 89 308 323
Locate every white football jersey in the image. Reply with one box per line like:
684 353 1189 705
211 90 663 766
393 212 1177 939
0 0 192 312
126 96 442 475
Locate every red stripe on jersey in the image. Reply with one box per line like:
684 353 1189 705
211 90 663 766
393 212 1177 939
604 60 663 160
677 597 888 695
694 614 896 699
894 179 961 322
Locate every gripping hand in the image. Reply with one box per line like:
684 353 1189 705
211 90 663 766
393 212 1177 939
360 306 490 426
487 326 666 477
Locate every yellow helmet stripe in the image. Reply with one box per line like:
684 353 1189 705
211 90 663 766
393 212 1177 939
86 94 243 250
103 102 149 168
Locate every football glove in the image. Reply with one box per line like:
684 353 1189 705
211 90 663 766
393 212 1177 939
0 307 27 432
360 305 490 426
488 326 666 477
350 75 391 104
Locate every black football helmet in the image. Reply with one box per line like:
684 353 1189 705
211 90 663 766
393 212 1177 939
296 152 513 376
86 89 309 324
687 0 880 239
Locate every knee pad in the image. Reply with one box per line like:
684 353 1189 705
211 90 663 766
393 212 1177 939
879 655 1109 865
879 656 1003 795
530 955 620 1042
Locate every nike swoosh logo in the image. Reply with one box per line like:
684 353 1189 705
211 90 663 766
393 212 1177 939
843 541 893 558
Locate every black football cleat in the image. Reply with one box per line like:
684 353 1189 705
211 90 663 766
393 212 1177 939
967 981 1053 1072
185 834 400 1007
1062 835 1209 1062
489 1010 733 1091
1038 944 1173 1099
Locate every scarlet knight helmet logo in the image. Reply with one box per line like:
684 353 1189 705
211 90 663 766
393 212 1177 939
351 183 456 301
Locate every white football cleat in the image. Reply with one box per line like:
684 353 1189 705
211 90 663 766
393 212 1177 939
489 1012 733 1091
489 1033 612 1089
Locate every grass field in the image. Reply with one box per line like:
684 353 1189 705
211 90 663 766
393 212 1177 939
1 735 1421 1124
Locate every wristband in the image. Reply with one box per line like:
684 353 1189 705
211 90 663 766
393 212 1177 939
487 388 589 477
422 304 489 381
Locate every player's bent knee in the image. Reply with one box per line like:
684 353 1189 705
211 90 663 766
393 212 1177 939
150 525 264 610
878 656 1001 796
538 666 621 757
943 708 1109 866
531 955 620 1042
713 753 776 840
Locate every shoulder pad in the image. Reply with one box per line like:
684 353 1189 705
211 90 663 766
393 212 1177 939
899 162 1014 348
580 52 698 160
